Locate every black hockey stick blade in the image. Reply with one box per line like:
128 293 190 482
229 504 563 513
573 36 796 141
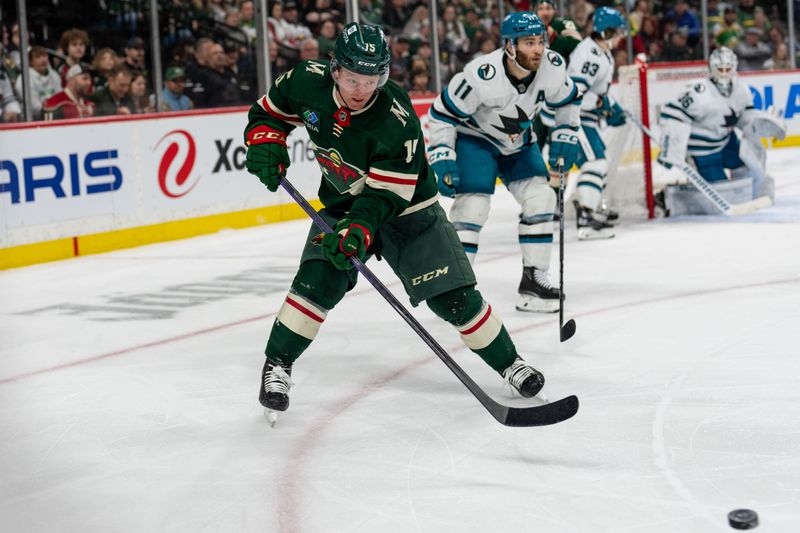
497 394 579 427
560 319 577 342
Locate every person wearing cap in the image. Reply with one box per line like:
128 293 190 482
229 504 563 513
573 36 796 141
161 66 193 111
123 37 147 75
735 27 772 71
712 7 743 41
42 63 95 120
659 26 699 61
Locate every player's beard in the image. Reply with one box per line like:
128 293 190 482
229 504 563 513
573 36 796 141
516 51 542 71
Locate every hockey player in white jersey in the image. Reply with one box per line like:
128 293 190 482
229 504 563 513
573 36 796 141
565 7 628 240
427 12 582 313
657 46 785 202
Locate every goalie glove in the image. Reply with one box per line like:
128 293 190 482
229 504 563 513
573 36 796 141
428 145 460 198
739 106 787 141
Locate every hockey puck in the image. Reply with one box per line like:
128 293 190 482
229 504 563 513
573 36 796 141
728 509 758 529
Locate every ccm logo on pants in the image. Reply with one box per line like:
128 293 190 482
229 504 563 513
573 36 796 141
411 266 449 286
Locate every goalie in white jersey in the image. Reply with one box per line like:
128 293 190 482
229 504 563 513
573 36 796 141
427 12 582 313
657 46 785 202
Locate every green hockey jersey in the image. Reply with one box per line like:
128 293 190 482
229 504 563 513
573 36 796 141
548 18 581 62
245 60 439 231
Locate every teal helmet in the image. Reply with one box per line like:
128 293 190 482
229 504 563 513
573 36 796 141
332 22 391 87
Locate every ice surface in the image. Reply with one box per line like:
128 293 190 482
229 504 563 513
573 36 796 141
1 149 799 533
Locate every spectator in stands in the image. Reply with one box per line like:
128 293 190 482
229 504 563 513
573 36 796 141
383 0 410 34
90 65 134 116
304 0 341 34
299 39 320 62
407 68 430 96
160 66 193 111
190 42 242 108
129 71 155 114
705 0 724 34
359 0 383 26
281 2 314 49
389 34 410 87
5 22 22 81
123 37 147 73
633 15 659 57
1 69 21 122
664 0 700 46
735 27 772 71
659 27 698 62
404 5 429 39
764 42 790 70
751 8 772 38
224 40 256 101
42 63 94 120
207 0 228 22
569 0 595 35
14 46 62 120
240 1 257 43
316 19 338 59
629 0 651 36
767 25 788 54
57 28 90 87
91 48 119 93
441 4 469 57
737 0 758 30
268 40 290 81
473 37 496 58
713 7 743 41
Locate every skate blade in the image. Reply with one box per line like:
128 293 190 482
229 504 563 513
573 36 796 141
264 408 279 427
577 228 615 240
516 295 559 313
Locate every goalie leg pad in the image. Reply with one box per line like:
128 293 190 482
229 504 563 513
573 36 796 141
575 158 608 210
507 177 556 269
738 133 771 199
450 193 491 264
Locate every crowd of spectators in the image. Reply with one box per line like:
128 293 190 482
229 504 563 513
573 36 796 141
1 0 797 123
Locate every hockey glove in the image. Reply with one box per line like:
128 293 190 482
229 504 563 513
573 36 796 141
602 97 626 127
549 126 579 170
317 218 373 271
428 146 460 198
245 125 290 192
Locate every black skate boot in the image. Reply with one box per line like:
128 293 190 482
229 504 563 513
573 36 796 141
259 357 293 426
502 357 545 398
594 201 619 224
516 266 559 313
575 201 615 240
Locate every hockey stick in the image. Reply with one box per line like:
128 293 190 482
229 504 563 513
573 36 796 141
624 111 772 216
277 176 578 427
556 160 576 342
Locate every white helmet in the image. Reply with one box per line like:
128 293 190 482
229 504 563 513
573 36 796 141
709 47 738 96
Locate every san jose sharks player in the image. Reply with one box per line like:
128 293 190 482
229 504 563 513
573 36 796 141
244 23 552 423
427 12 582 313
657 46 785 202
560 6 628 240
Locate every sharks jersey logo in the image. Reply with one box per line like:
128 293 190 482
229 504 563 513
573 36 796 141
547 51 563 66
478 63 496 80
315 147 366 192
492 105 532 143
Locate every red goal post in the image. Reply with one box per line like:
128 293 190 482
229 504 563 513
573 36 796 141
605 57 709 219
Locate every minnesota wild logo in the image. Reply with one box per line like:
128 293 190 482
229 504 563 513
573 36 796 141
478 63 496 80
314 147 366 192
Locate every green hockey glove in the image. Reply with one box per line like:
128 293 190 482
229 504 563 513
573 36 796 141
245 125 290 192
317 218 373 271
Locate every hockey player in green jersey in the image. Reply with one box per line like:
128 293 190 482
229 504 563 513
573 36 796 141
244 22 548 422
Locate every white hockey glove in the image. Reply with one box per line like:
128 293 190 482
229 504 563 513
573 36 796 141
739 107 787 141
428 145 460 197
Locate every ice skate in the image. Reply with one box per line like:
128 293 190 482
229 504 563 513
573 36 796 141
259 358 293 427
502 357 545 398
516 266 559 313
575 201 615 240
594 201 619 224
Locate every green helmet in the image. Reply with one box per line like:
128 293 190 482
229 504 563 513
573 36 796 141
332 22 390 87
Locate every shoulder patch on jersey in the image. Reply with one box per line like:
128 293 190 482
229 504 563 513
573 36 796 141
477 63 496 80
590 47 601 56
693 83 706 93
389 97 412 127
547 51 563 66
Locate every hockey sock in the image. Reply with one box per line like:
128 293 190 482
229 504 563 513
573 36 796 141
265 260 349 364
426 288 517 373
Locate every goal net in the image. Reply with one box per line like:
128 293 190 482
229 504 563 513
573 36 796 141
603 58 709 219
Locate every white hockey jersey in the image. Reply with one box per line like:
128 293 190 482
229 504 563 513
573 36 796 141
541 37 614 127
659 77 754 156
427 48 580 156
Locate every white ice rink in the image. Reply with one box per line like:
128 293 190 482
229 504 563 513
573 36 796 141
2 149 799 533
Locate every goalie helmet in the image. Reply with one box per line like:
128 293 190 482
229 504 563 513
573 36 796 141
708 46 738 97
332 22 390 88
593 6 627 37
